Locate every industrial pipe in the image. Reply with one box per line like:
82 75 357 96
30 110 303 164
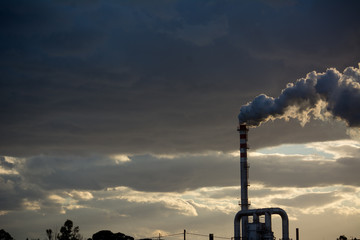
234 208 289 240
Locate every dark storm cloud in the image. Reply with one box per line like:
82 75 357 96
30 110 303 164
230 0 360 68
18 154 239 192
1 0 360 157
0 174 45 211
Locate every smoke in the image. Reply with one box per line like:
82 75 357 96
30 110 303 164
238 64 360 127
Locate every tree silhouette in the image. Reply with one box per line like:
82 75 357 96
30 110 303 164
46 229 53 240
92 230 134 240
56 220 82 240
0 229 14 240
338 235 347 240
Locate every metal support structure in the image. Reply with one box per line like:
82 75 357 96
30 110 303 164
234 208 289 240
296 228 299 240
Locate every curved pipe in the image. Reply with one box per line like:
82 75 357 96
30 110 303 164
234 208 289 240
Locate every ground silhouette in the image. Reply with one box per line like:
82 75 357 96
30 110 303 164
0 229 14 240
92 230 134 240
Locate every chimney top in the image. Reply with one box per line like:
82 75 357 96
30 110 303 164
238 124 248 131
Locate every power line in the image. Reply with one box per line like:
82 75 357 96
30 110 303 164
136 232 183 240
187 232 208 237
188 232 231 239
136 230 231 240
213 236 231 239
162 233 184 237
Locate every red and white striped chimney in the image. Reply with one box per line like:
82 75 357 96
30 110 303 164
238 123 250 240
238 123 249 210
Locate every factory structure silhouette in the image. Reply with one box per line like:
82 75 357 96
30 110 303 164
234 65 360 240
234 124 291 240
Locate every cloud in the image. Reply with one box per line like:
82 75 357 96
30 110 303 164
272 192 340 208
0 137 359 199
308 140 360 159
1 1 360 158
16 153 239 192
251 154 360 188
0 138 359 214
0 175 45 211
0 157 15 169
105 187 198 217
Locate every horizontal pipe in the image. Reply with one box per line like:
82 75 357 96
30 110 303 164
234 208 289 240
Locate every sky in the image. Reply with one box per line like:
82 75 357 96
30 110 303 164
1 0 360 239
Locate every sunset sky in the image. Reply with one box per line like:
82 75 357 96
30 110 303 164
1 1 360 240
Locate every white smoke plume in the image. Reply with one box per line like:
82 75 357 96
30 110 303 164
238 64 360 127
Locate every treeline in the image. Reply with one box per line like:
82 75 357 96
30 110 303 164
1 219 135 240
337 235 359 240
1 220 359 240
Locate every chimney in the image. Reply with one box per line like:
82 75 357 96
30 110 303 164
238 124 249 210
238 124 249 240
